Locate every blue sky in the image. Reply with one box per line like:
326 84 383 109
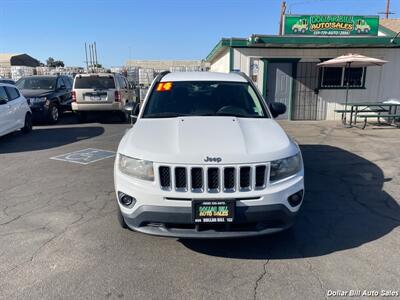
1 0 399 67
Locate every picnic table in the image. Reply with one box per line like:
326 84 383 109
334 102 400 129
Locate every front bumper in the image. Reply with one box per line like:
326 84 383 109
115 167 304 239
123 204 297 238
29 103 50 120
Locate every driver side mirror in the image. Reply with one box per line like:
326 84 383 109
0 98 7 105
124 102 139 124
58 85 66 90
269 102 286 118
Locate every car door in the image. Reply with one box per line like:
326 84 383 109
0 86 11 135
5 86 24 130
62 76 73 108
119 76 129 104
124 77 133 102
56 77 69 109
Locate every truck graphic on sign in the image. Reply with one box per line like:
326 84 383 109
292 18 308 33
355 19 371 34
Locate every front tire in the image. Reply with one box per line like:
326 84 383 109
117 209 129 229
48 103 60 124
22 113 32 133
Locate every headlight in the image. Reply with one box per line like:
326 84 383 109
30 97 47 103
270 152 302 182
118 154 154 181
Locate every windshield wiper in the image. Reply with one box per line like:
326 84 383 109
144 112 265 118
212 112 264 118
144 112 192 118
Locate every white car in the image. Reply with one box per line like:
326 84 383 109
0 83 32 137
114 72 304 238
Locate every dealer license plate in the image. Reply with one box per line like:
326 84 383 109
90 96 102 101
192 200 235 223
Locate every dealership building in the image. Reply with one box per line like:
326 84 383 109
206 16 400 120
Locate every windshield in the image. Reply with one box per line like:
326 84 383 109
142 81 268 118
74 76 115 89
16 77 56 90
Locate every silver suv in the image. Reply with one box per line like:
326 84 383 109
72 73 134 122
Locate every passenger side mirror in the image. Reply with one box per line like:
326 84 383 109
0 98 7 105
58 85 66 90
269 102 286 118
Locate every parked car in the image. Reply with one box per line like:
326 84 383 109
0 83 32 137
16 75 73 123
0 78 15 85
114 71 304 238
72 73 134 122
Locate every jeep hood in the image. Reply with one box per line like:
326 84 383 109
119 117 299 164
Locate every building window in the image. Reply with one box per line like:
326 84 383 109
320 67 366 88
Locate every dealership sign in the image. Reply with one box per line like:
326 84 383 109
284 15 379 36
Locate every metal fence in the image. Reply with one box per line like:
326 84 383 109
292 62 326 120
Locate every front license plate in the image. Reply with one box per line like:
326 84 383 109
192 200 235 223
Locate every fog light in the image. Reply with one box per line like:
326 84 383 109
288 190 303 207
118 192 136 207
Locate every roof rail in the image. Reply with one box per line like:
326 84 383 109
232 71 253 83
231 70 272 115
154 70 170 83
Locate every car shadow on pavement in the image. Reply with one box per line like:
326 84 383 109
56 112 131 125
181 145 400 259
0 126 104 154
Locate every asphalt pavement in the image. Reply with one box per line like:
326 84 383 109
0 113 399 299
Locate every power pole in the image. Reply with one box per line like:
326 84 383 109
385 0 391 19
84 42 89 71
89 44 94 71
279 0 287 35
94 42 98 67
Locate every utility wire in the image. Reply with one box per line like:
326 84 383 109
287 0 389 13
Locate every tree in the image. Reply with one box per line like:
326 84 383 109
46 57 64 68
54 60 64 67
46 57 55 67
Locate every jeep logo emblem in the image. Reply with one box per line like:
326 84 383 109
204 156 222 163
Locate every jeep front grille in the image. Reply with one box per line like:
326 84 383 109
191 168 203 191
159 166 171 189
223 167 235 191
174 167 187 191
158 164 268 193
239 167 251 190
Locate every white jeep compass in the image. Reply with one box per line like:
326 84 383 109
114 71 304 238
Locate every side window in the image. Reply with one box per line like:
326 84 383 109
119 77 127 89
57 77 65 89
64 77 72 89
0 87 9 102
5 87 20 101
124 78 130 89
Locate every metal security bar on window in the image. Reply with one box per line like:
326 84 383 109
320 67 365 88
